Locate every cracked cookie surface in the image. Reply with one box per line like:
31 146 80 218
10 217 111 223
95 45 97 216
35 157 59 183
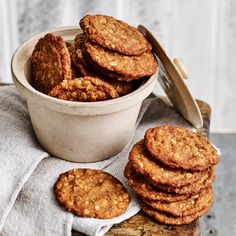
84 41 157 79
128 140 209 187
80 14 152 55
145 126 220 171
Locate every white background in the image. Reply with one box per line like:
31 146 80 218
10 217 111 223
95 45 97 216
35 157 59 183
0 0 235 132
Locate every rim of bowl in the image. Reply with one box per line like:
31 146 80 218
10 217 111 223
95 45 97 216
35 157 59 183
11 26 158 113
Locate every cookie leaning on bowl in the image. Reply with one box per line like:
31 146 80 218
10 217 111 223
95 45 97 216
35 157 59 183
124 125 220 225
32 33 72 94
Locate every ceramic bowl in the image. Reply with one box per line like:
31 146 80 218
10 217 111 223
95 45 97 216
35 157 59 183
11 26 158 162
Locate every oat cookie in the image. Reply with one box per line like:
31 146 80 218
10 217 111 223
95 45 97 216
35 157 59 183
145 126 220 171
76 62 136 96
74 33 87 49
73 33 126 82
124 164 190 202
143 187 213 217
66 42 73 53
128 140 208 187
82 51 135 82
32 33 71 94
103 79 137 96
54 168 130 219
139 199 211 225
48 77 119 101
74 35 137 82
80 15 152 55
71 46 90 75
84 41 157 79
66 43 79 78
156 168 215 195
72 45 137 95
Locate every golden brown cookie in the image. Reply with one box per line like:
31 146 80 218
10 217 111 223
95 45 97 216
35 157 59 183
82 50 135 82
48 77 119 102
73 34 137 82
143 187 213 217
145 126 220 171
54 168 130 219
74 33 87 49
66 43 79 78
84 41 157 79
124 164 190 202
32 33 71 94
75 62 136 96
128 140 208 187
71 46 89 75
103 79 137 96
72 44 137 96
156 168 215 195
139 198 211 225
80 15 152 55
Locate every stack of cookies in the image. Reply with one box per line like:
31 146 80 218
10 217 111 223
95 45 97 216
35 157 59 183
125 126 220 225
76 15 157 83
32 14 158 102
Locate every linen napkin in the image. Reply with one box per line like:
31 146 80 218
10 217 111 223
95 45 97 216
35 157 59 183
0 85 193 236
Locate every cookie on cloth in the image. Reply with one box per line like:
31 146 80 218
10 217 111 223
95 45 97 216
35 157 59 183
80 14 152 55
156 168 215 195
124 164 190 202
32 33 71 94
83 41 157 79
143 187 213 217
145 126 220 171
54 168 130 219
48 76 119 102
128 140 208 187
139 198 211 225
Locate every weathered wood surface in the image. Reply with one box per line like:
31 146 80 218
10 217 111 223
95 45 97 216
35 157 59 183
72 99 210 236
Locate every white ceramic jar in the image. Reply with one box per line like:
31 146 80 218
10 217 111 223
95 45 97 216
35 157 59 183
11 26 158 162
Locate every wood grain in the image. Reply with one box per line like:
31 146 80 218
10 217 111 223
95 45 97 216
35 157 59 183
72 99 210 236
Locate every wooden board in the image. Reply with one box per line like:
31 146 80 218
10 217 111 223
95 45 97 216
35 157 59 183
72 99 211 236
